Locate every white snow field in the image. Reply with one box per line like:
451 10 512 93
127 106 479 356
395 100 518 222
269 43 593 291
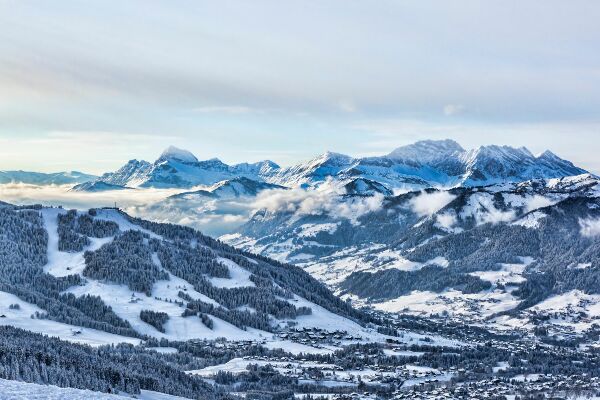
0 378 190 400
41 208 113 277
0 290 140 347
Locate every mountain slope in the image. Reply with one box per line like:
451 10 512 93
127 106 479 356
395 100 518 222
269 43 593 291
170 177 286 200
0 203 370 349
225 174 600 332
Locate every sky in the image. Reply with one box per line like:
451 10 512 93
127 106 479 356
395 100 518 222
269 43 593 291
1 0 600 174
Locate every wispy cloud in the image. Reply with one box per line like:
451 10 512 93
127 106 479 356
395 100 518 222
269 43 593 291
408 191 456 217
443 104 465 116
192 106 259 114
580 218 600 237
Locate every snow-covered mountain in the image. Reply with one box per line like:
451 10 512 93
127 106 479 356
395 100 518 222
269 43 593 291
71 181 132 192
0 170 97 186
75 140 589 193
87 146 280 190
267 140 589 190
170 177 286 200
0 203 370 346
223 173 600 331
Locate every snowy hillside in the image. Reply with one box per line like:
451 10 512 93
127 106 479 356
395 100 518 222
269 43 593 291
225 174 600 334
0 203 377 350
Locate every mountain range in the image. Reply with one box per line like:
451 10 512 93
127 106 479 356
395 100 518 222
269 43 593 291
0 170 97 186
63 140 589 193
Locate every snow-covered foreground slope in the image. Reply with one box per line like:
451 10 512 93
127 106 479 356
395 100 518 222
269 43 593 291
0 290 141 347
0 378 190 400
24 206 383 352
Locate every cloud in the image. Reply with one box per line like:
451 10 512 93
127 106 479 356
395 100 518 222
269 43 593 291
0 181 385 236
251 186 384 225
460 193 516 225
443 104 465 116
524 195 556 213
436 212 458 230
408 191 456 217
0 183 179 209
192 106 258 114
579 218 600 237
337 99 357 113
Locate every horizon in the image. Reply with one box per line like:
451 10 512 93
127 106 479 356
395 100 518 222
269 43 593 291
0 138 596 176
1 1 600 174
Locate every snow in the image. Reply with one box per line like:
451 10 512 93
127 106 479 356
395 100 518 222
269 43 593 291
512 211 547 228
94 208 162 239
262 340 335 355
383 349 425 357
280 294 369 338
530 290 600 319
297 223 339 238
209 257 256 289
426 256 449 268
302 244 424 286
151 254 221 307
469 258 533 286
41 208 113 277
0 378 191 400
493 361 510 373
65 280 262 342
159 146 198 163
146 347 178 354
288 253 315 261
374 288 522 320
0 290 141 347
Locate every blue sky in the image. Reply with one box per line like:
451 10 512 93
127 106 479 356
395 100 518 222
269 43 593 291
0 1 599 174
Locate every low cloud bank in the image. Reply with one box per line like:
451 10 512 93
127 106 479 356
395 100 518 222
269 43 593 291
0 183 385 237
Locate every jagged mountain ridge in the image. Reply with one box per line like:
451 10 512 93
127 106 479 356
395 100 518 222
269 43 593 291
75 140 589 192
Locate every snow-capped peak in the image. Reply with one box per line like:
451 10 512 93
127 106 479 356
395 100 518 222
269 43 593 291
158 146 199 163
315 151 353 165
387 139 464 162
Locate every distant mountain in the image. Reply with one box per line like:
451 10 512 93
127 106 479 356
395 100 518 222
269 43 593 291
267 140 589 190
70 181 131 192
170 177 286 200
74 141 589 193
0 170 97 185
87 146 280 189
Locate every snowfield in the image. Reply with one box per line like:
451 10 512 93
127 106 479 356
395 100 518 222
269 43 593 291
0 290 141 347
0 378 190 400
41 208 113 277
209 257 256 288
